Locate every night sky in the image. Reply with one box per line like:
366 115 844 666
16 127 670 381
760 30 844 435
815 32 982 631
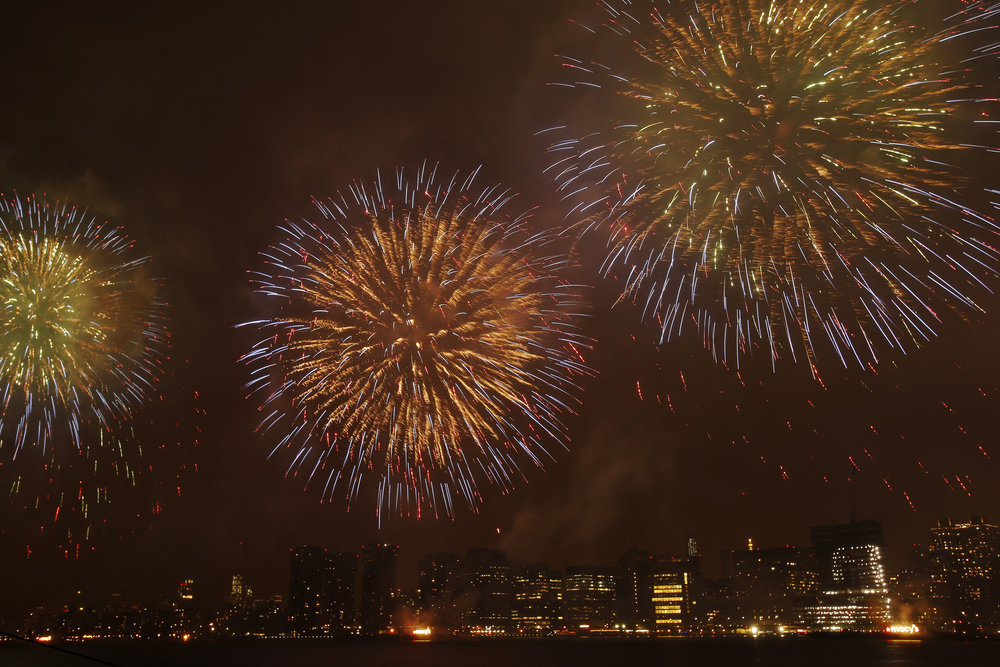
1 1 999 616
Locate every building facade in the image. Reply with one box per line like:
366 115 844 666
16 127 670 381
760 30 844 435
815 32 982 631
563 566 617 632
928 518 1000 634
805 520 889 631
360 544 399 635
651 558 693 634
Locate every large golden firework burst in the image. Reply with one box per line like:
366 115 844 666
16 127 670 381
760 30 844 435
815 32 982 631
244 166 591 518
550 0 1000 377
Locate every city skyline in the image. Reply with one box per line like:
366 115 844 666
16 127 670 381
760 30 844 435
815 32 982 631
4 511 996 619
1 0 1000 637
11 515 999 639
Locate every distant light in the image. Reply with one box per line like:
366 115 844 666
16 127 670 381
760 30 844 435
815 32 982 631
36 636 53 643
182 634 191 642
412 627 432 637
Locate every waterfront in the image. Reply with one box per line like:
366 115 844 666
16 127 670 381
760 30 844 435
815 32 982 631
2 637 1000 667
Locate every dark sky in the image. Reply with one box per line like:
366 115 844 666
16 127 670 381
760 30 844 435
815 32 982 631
1 1 998 616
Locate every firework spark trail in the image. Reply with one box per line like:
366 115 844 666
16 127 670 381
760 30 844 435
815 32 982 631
242 165 592 519
5 381 202 554
548 0 1000 378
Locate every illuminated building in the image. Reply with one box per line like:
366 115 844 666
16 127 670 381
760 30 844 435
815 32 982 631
462 548 512 633
616 549 654 631
287 546 358 636
697 578 735 634
361 544 399 635
230 574 244 606
548 570 565 629
288 546 328 635
685 538 705 630
417 552 459 630
324 552 358 633
804 520 889 631
928 517 1000 635
731 545 818 631
177 579 195 605
171 579 198 638
228 574 254 609
511 564 562 634
563 566 617 632
651 558 692 634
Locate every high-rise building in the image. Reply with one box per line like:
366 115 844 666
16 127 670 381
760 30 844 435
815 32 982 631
563 566 617 632
731 545 818 631
511 564 561 634
687 538 699 559
177 579 195 607
616 549 654 631
417 552 459 630
288 546 328 635
462 548 512 633
360 544 399 635
651 558 693 634
928 517 1000 634
804 520 889 631
685 539 706 631
172 578 197 638
325 552 358 633
228 574 254 609
547 569 565 630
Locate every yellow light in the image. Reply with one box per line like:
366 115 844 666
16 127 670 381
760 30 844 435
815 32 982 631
412 627 432 637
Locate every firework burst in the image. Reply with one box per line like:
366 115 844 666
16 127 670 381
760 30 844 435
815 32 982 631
243 165 591 518
0 195 167 456
549 0 1000 377
0 194 173 549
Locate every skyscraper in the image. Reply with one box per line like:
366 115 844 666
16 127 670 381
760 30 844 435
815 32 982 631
462 548 512 633
324 552 359 634
928 517 1000 635
563 566 617 632
360 544 399 635
805 520 889 631
418 552 459 630
512 564 560 635
616 549 654 631
288 546 327 635
731 545 818 631
172 578 197 638
650 558 693 634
